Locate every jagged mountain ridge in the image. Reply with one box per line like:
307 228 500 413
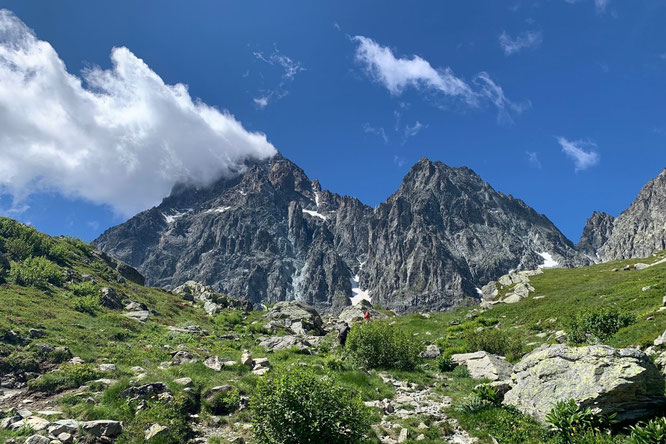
94 154 587 313
577 211 616 259
593 168 666 261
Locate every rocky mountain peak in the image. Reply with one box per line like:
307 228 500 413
596 167 666 261
577 211 615 260
95 154 588 314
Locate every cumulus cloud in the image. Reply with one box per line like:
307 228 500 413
557 137 600 171
353 35 528 123
0 10 276 217
499 31 542 55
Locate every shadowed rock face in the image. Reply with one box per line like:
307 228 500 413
577 211 615 260
94 154 585 313
597 169 666 261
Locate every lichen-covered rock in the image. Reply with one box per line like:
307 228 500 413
451 351 512 381
503 344 665 423
264 301 325 336
257 335 321 352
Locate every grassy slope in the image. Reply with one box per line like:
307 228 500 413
1 216 665 443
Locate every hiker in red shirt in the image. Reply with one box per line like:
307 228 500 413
363 311 371 321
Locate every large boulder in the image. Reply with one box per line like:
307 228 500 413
503 344 665 423
264 301 325 336
338 299 387 324
451 351 512 381
257 335 323 353
81 420 123 438
173 281 252 314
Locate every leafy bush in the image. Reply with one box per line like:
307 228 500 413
451 365 471 378
567 309 635 344
437 354 457 372
546 399 616 443
10 256 64 289
629 417 666 444
455 393 494 413
345 321 423 371
250 367 370 444
473 385 500 406
5 237 34 261
73 295 100 315
69 281 100 297
203 387 240 415
463 328 523 361
214 310 244 327
28 363 103 394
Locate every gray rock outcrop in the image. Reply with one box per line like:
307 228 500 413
503 344 665 423
577 211 615 260
264 301 325 336
585 168 666 261
451 351 512 381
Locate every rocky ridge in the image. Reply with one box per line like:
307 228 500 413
94 154 588 314
580 168 666 262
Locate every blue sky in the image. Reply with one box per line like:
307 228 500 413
0 1 664 242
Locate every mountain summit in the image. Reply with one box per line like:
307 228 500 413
94 155 587 313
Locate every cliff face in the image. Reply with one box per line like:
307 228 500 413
577 211 616 260
95 155 587 313
596 169 666 261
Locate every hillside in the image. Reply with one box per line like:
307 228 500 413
1 217 666 443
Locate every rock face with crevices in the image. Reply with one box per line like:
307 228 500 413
94 154 586 313
503 344 665 423
577 211 615 260
582 168 666 261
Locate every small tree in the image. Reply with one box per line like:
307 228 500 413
250 367 370 444
345 320 423 371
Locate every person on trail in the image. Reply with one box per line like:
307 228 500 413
363 311 371 321
337 322 350 347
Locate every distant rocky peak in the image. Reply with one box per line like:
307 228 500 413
577 211 615 260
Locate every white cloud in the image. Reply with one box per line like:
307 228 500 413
0 10 276 217
557 137 600 171
404 121 426 138
362 123 388 143
253 96 269 109
564 0 610 13
499 31 542 55
526 151 542 168
252 48 304 108
353 35 527 123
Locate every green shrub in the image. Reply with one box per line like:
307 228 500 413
69 281 100 297
214 310 244 327
345 321 423 371
28 363 103 394
47 241 72 263
463 328 523 361
473 385 500 405
455 393 494 413
567 309 635 344
5 237 34 260
451 365 471 378
437 354 457 372
73 295 100 315
546 399 616 443
10 256 64 289
203 388 240 415
629 417 666 444
250 367 370 444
